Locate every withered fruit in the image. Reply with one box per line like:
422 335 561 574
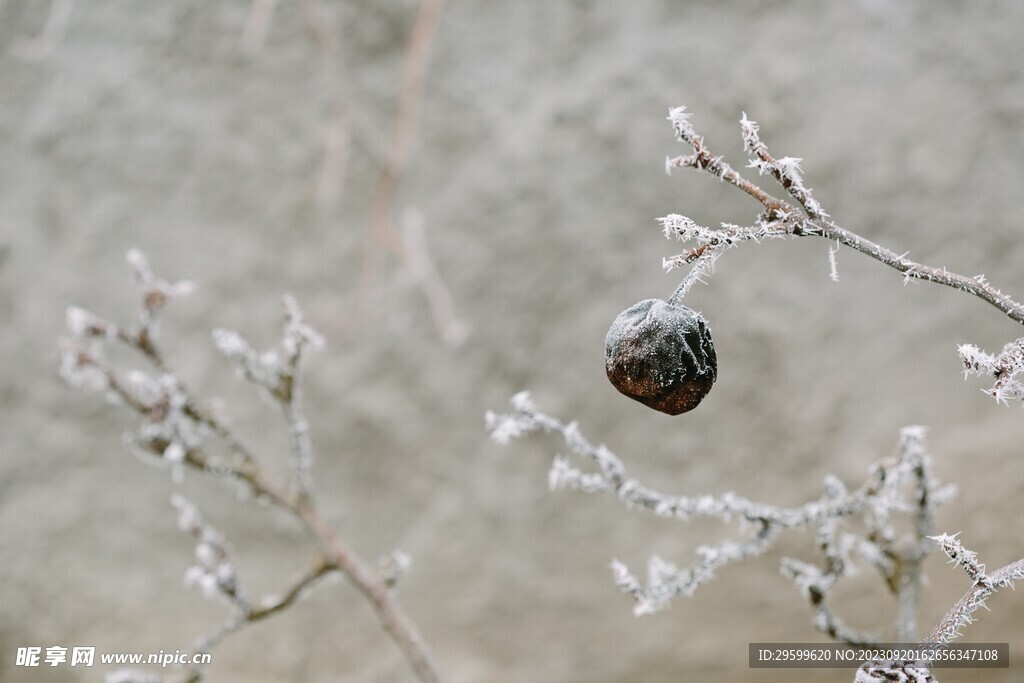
604 298 717 415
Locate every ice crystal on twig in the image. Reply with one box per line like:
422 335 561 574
58 338 108 391
931 533 988 585
66 305 115 339
378 550 413 587
924 535 1024 649
958 338 1024 403
667 105 696 143
125 249 195 347
173 495 243 605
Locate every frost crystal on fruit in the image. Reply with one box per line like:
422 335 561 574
605 299 717 415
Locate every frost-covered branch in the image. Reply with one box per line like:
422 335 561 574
849 538 1024 683
958 338 1024 403
738 111 828 220
169 494 339 683
212 294 323 502
924 534 1024 647
61 250 444 683
663 106 1024 403
172 495 246 610
485 105 1024 678
664 106 1024 324
487 394 956 641
180 553 338 683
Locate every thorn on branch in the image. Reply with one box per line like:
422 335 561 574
929 533 992 590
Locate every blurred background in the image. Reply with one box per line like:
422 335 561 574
2 1 1023 681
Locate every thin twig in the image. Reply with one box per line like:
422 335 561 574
181 554 339 683
924 536 1024 646
361 0 448 272
183 614 246 683
816 218 1024 324
358 0 465 347
299 0 351 219
401 210 470 346
298 507 444 683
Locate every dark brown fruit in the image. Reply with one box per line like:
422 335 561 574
605 298 717 415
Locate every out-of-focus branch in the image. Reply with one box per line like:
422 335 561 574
181 555 337 683
892 429 936 641
61 251 445 683
391 0 446 177
297 506 443 683
401 210 470 346
362 0 441 254
358 0 466 347
298 0 351 220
